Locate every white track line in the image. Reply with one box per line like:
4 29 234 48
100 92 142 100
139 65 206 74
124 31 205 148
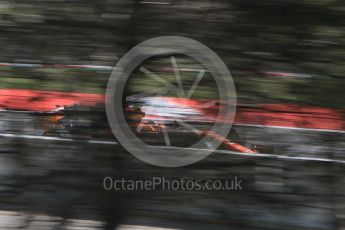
0 211 105 229
0 210 178 230
0 133 118 145
139 1 172 5
154 145 345 165
235 123 345 134
1 131 344 164
118 225 179 230
0 62 113 70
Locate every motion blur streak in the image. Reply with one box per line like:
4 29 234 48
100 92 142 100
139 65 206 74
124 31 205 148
0 0 344 229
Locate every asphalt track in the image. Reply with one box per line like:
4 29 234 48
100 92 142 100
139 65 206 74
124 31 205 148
1 111 344 230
